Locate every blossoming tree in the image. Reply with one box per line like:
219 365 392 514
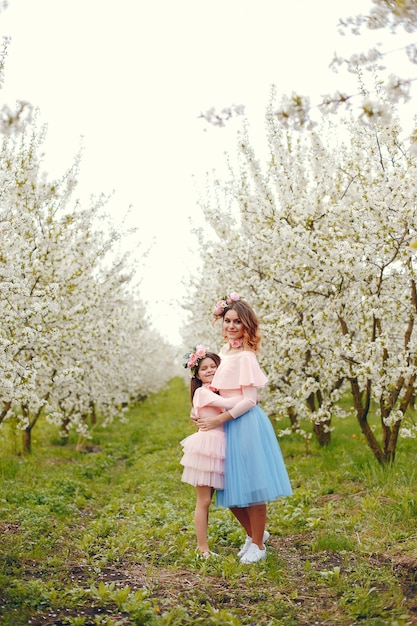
0 18 176 453
200 2 417 140
0 113 175 453
183 96 417 464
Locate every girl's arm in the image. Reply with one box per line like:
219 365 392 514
190 391 240 422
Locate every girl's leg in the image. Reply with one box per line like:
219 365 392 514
194 486 213 553
247 504 267 549
230 506 252 536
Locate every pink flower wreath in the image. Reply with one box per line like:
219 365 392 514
183 344 209 377
213 292 240 317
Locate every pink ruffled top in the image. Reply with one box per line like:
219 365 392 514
193 385 240 418
211 348 268 419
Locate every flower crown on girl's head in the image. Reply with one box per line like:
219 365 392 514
183 345 209 377
213 292 240 317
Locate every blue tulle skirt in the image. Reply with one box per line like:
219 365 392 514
215 405 292 508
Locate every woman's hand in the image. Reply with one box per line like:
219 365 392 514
196 415 222 430
196 412 232 431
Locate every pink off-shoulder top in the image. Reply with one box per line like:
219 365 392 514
211 348 268 419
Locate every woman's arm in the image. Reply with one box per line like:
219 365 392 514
195 410 233 430
196 386 258 430
228 386 257 418
207 394 242 410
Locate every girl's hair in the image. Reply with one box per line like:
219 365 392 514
215 299 261 353
190 352 221 402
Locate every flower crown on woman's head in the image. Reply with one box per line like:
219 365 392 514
213 292 240 317
183 344 209 377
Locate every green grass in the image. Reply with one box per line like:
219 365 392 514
1 377 417 625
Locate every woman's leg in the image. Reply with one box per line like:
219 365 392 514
247 504 267 549
194 486 213 553
230 506 252 536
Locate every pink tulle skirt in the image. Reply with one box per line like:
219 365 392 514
180 427 225 489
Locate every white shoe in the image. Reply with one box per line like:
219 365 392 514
237 530 270 558
237 536 252 558
240 543 266 564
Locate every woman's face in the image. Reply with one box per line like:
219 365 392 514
223 308 244 343
196 357 218 384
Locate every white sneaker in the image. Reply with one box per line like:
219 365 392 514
237 530 270 558
237 536 252 558
240 543 266 564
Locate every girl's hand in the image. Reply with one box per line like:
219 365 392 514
190 408 198 425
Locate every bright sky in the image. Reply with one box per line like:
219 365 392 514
1 0 411 344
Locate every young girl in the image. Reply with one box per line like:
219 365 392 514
180 345 240 558
194 294 292 564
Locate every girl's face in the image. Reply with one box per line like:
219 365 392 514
196 357 218 384
223 308 244 343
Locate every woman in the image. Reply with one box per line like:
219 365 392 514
194 293 292 564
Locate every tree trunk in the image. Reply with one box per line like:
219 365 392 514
0 401 11 426
306 390 332 446
312 420 332 446
287 405 299 430
350 377 386 464
22 427 31 455
60 416 70 443
20 389 52 455
89 400 97 425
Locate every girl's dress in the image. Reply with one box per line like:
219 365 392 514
180 385 238 490
211 348 293 508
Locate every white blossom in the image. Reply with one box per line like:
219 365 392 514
183 92 417 463
0 113 176 449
